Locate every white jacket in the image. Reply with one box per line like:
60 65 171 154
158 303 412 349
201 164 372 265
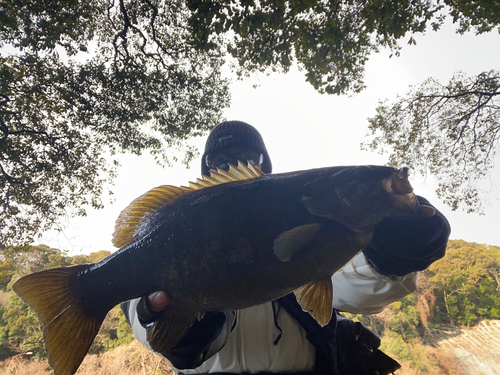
125 252 418 374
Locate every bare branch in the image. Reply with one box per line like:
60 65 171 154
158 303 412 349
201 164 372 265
364 71 500 212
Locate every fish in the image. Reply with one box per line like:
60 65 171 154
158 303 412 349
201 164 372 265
13 162 424 375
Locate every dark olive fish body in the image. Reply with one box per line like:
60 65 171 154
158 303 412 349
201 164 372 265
78 166 397 311
13 164 423 375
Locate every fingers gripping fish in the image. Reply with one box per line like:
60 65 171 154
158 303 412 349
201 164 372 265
13 163 424 375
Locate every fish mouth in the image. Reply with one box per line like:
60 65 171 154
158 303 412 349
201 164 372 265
381 167 420 213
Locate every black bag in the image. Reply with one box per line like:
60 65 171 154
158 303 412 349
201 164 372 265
277 294 400 375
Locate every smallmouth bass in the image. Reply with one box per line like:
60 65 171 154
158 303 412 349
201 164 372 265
14 163 424 375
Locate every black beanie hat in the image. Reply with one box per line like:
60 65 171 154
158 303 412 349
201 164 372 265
201 120 272 175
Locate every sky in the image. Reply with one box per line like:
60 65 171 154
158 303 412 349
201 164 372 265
36 21 500 254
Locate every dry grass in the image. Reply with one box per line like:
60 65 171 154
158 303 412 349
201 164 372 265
431 347 465 375
0 341 173 375
0 339 466 375
0 355 52 375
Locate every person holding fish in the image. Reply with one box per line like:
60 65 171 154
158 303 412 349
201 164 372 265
122 121 451 375
14 120 450 375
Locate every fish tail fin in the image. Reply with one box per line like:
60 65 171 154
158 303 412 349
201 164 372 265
13 265 107 375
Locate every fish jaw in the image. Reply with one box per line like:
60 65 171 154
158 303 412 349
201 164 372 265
301 165 424 233
381 167 420 213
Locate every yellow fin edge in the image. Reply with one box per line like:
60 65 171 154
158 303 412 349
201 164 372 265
294 278 333 327
13 266 108 375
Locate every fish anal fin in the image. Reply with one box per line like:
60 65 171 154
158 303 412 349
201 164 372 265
273 223 324 262
294 278 333 327
113 162 265 248
147 308 205 353
13 266 108 375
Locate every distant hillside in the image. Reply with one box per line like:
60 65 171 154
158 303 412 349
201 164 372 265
2 323 500 375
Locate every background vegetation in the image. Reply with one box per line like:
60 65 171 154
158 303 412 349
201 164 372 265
0 239 498 373
0 245 134 361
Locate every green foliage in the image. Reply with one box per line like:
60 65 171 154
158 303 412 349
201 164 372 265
444 0 500 34
90 306 134 353
187 0 500 95
1 0 230 246
344 240 500 372
0 245 114 359
0 292 45 360
0 244 77 286
425 240 500 325
363 70 500 213
0 0 100 53
380 336 427 372
358 240 500 331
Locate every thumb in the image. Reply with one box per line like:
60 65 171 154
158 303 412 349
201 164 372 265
146 291 170 312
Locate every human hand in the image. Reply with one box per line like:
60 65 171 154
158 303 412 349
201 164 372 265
363 198 449 276
146 291 170 313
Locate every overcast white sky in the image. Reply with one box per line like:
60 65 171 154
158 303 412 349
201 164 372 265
36 21 500 254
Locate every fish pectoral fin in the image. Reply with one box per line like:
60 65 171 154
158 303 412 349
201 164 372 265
147 308 205 353
273 223 324 262
13 265 108 375
294 278 333 327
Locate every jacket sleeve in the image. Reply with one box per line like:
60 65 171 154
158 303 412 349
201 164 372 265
332 197 450 314
331 252 419 314
121 298 236 369
362 196 450 276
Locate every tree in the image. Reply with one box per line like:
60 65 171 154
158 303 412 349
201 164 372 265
0 245 115 359
0 0 230 245
425 240 500 326
186 0 500 94
363 70 500 212
2 0 499 245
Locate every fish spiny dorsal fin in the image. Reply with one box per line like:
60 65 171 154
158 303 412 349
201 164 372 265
112 162 264 248
188 161 264 189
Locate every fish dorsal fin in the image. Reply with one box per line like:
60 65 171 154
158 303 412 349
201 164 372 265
112 161 264 248
294 278 333 327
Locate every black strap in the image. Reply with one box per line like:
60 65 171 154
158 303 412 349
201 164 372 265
272 301 283 345
276 294 401 375
335 315 400 375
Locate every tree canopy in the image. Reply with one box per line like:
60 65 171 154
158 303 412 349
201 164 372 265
363 70 500 213
1 0 499 245
0 0 231 245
